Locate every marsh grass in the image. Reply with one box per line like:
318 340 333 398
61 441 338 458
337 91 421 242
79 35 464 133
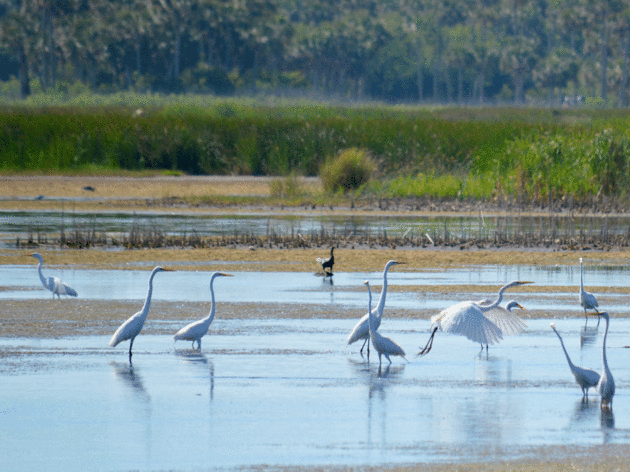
3 99 630 206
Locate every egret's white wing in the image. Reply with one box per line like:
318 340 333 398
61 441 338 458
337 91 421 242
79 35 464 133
436 301 503 345
483 306 527 335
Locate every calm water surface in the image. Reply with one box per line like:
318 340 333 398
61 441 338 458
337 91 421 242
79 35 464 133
2 261 630 470
2 319 630 471
2 262 630 312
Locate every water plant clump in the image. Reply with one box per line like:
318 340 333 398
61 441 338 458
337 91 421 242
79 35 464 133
320 148 375 193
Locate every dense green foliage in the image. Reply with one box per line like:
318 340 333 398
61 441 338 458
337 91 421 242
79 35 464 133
4 101 630 204
2 0 630 105
320 148 375 193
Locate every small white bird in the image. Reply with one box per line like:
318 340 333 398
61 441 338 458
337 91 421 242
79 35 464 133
418 281 533 356
26 252 78 299
588 312 615 409
579 257 599 324
550 322 600 398
347 260 403 359
109 266 173 361
174 272 232 349
365 280 406 367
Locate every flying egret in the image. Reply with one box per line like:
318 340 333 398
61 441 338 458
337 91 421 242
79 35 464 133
25 252 78 299
588 312 615 409
418 280 533 356
579 258 599 325
174 272 232 349
109 266 173 361
365 280 406 367
316 247 334 276
550 322 600 398
347 260 403 359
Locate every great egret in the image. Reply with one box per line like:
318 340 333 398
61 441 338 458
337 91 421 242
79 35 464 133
579 258 599 325
316 247 334 276
589 312 615 409
483 301 528 336
418 280 533 356
109 266 173 361
550 322 600 398
365 281 406 367
347 260 403 358
173 272 232 349
25 252 78 299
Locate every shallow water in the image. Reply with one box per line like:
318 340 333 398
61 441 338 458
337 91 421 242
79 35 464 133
3 209 630 248
2 318 630 471
2 263 629 313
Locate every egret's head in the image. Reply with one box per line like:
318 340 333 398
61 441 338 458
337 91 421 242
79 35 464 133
506 301 525 311
24 252 42 262
550 322 556 329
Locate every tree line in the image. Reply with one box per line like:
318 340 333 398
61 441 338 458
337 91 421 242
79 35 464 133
1 0 630 106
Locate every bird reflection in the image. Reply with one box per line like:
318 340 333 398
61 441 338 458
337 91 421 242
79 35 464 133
600 408 615 444
347 358 405 448
110 361 150 403
571 397 600 424
174 349 215 402
580 325 599 348
109 361 152 463
474 357 512 385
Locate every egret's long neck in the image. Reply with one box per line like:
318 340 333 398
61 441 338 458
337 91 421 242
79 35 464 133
376 264 393 317
580 260 585 291
367 284 377 334
602 316 610 375
36 260 47 287
552 328 576 369
140 270 158 320
480 282 515 312
205 276 218 325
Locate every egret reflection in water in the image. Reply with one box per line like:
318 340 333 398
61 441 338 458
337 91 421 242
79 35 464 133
174 349 215 402
348 358 405 448
110 361 150 402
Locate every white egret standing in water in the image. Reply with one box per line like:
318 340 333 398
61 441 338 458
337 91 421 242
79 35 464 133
174 272 232 349
347 260 403 359
589 312 615 409
579 257 599 325
418 280 533 356
25 252 78 299
109 266 173 361
365 280 406 366
550 322 600 398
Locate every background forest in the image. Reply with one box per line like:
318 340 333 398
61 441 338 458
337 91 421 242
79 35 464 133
2 0 630 106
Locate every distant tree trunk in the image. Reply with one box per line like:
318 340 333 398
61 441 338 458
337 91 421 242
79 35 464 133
621 30 629 107
17 39 30 98
416 41 424 101
514 72 524 104
174 33 181 78
457 64 463 103
600 17 608 100
444 67 452 102
135 39 142 75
